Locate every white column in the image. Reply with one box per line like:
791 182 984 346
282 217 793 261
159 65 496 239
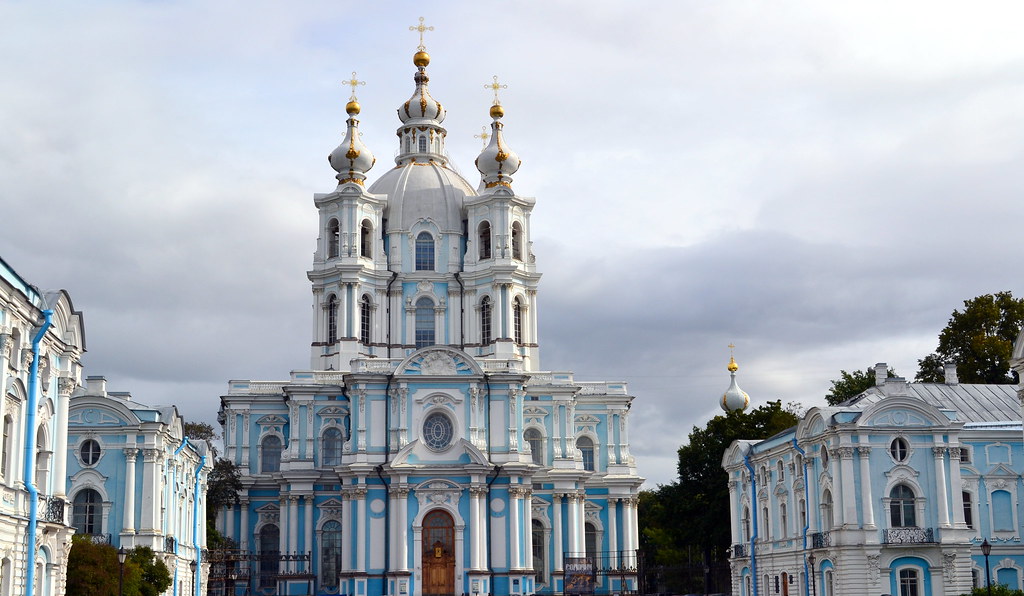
858 446 875 528
341 491 352 572
805 455 819 533
509 487 521 569
240 499 250 552
832 448 846 526
950 446 966 526
399 488 410 571
279 497 289 554
53 378 72 497
728 482 739 543
607 499 618 570
388 489 399 570
524 490 534 570
123 449 137 532
304 495 313 555
356 487 368 571
140 449 160 532
552 495 563 572
933 445 950 527
623 498 636 568
470 487 482 570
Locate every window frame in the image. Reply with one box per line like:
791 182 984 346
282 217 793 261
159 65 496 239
260 435 283 473
889 437 910 462
513 297 523 344
322 427 343 467
360 295 372 345
415 232 435 271
326 295 339 345
889 484 917 528
80 439 102 467
478 221 492 260
72 488 103 536
327 218 340 259
415 297 435 348
360 220 373 258
577 436 595 471
511 222 523 260
480 297 492 345
524 427 544 465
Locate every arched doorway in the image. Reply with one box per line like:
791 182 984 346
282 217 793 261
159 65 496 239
422 510 455 596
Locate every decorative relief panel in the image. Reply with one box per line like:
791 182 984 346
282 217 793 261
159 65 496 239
415 480 462 511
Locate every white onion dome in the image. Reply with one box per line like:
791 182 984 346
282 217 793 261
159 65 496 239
475 104 521 190
328 100 375 185
398 52 445 124
721 355 750 412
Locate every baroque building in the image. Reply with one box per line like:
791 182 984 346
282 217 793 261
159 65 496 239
216 33 643 596
0 256 82 596
724 357 1024 596
66 375 210 596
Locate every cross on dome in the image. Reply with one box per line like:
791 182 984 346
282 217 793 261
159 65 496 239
474 126 490 149
485 75 507 106
343 71 365 101
409 16 434 51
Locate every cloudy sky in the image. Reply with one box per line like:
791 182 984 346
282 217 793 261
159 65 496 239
3 1 1023 487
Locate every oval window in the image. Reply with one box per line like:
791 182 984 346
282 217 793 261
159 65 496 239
422 412 454 451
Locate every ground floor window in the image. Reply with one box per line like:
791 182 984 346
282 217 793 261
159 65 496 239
899 568 919 596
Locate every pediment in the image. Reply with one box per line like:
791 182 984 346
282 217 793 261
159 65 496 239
575 415 600 424
319 498 343 510
397 346 482 376
863 408 933 428
69 406 130 427
256 415 288 426
318 406 348 419
255 503 280 513
987 463 1017 477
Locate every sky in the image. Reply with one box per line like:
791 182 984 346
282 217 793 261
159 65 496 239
2 1 1023 487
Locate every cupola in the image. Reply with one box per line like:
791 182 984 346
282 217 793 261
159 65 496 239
328 73 375 185
475 76 521 190
721 347 750 412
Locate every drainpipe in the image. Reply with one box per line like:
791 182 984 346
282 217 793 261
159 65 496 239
743 453 758 596
385 272 397 358
454 273 465 350
193 453 206 596
24 309 52 596
792 439 810 596
170 437 189 596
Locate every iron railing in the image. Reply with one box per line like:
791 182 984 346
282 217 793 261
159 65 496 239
86 533 112 545
732 543 747 558
883 527 935 544
165 536 176 553
811 531 831 548
38 495 65 524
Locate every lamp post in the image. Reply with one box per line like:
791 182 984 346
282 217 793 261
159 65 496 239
981 539 992 596
117 546 127 596
190 559 198 596
807 554 816 596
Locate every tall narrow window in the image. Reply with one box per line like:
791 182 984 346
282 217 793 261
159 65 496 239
532 520 545 579
742 506 750 541
321 521 342 590
360 220 372 258
777 460 785 481
261 435 282 473
821 489 834 530
480 297 492 345
525 428 543 465
72 489 102 535
577 436 595 471
327 219 340 258
322 428 343 466
259 524 280 588
993 489 1013 531
762 506 770 538
511 222 523 260
584 522 598 559
415 232 434 271
415 297 435 348
1 415 11 478
963 491 973 529
478 222 492 260
360 295 372 345
898 568 919 596
418 135 427 153
513 298 523 344
890 485 916 527
405 136 412 153
780 503 788 537
799 498 807 528
327 295 338 344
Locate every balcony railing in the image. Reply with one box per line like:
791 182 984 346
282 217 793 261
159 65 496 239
883 527 935 544
811 531 831 548
85 533 112 545
165 536 176 553
732 543 747 558
38 495 66 524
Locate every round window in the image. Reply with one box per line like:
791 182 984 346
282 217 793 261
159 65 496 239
821 445 829 469
890 437 909 462
80 439 101 466
422 412 454 451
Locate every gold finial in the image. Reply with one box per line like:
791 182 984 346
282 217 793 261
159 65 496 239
485 75 507 106
474 125 491 149
410 16 434 52
728 343 739 372
343 72 366 114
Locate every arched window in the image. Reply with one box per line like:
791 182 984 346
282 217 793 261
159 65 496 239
360 295 372 345
259 524 280 587
821 489 834 530
418 135 428 153
72 489 102 535
584 522 598 559
898 568 919 596
415 297 435 348
2 415 12 478
532 519 545 580
261 435 282 473
415 232 434 271
35 426 49 491
478 222 492 260
327 295 338 344
327 219 340 259
890 485 916 527
480 297 492 345
777 460 785 481
762 506 770 538
798 498 807 528
511 222 523 260
577 436 595 471
320 520 343 589
890 437 909 461
963 491 974 529
322 428 343 466
360 220 373 258
525 428 543 465
821 446 829 469
513 298 523 345
780 503 788 537
741 506 750 541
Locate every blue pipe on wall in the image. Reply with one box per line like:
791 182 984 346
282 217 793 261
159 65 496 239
170 437 190 596
193 454 206 596
743 453 758 596
792 439 810 596
24 309 52 596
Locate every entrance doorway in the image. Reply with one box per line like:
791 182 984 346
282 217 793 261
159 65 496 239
422 510 455 596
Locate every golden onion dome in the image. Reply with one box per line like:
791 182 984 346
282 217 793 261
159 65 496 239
346 100 361 115
489 103 504 119
728 355 739 372
414 51 431 67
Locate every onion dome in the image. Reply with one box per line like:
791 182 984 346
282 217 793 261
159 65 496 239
721 354 750 412
475 103 521 190
328 98 375 186
398 52 445 124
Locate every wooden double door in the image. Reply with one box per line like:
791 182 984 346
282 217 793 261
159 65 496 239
422 510 455 596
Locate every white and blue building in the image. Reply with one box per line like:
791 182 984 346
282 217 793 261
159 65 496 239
216 42 643 596
67 375 210 596
0 256 83 596
724 357 1024 596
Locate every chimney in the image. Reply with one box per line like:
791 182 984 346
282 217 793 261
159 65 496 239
875 363 888 386
944 363 959 385
85 375 107 396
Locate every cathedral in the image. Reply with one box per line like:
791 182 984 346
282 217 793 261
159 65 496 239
215 28 643 596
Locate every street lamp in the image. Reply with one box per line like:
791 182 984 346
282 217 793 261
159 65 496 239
117 547 128 596
807 553 816 596
981 539 992 596
190 559 198 596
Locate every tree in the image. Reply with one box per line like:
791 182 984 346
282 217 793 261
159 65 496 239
916 291 1024 384
183 421 219 457
825 366 896 405
67 537 170 596
127 546 172 596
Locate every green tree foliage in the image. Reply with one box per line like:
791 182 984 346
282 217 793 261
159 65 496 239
207 457 242 519
183 421 219 457
960 586 1024 596
916 291 1024 384
67 538 170 596
825 366 896 405
639 401 800 566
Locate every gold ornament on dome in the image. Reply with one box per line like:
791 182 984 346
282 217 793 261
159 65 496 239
343 71 366 101
410 16 434 52
474 126 490 149
728 343 739 372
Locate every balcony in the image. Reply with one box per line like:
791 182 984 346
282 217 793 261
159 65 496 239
883 527 935 544
732 544 747 558
38 495 66 524
165 536 176 553
811 531 831 548
85 533 112 545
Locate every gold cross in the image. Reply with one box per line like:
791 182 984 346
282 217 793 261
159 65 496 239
410 16 434 52
728 343 736 356
474 125 490 148
343 71 365 101
485 75 507 105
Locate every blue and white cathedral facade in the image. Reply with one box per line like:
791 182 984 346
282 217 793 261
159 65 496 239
216 40 643 596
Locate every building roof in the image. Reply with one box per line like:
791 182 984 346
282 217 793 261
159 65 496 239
847 380 1020 424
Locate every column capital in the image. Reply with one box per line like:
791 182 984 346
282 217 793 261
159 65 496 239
124 448 138 462
948 447 962 460
857 446 872 458
835 446 855 459
143 448 161 462
932 446 948 457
